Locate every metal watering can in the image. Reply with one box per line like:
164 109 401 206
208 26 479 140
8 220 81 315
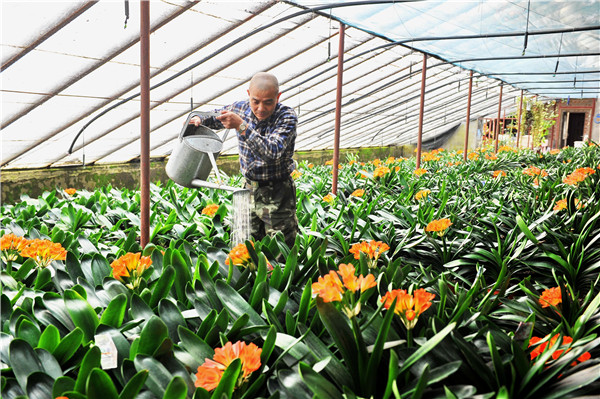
166 111 250 246
166 111 239 192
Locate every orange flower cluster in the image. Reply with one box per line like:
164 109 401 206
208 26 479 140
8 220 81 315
414 189 431 201
1 233 30 262
549 149 561 155
492 170 507 178
425 218 452 236
414 168 427 176
539 287 562 308
498 146 517 153
201 203 219 217
291 169 302 179
381 288 435 329
485 153 498 160
226 242 254 269
195 341 262 391
373 166 391 178
562 167 595 186
468 152 479 160
110 252 152 290
522 166 548 177
350 189 365 197
553 199 567 211
385 156 395 164
422 152 441 162
20 238 67 269
312 263 376 317
64 188 77 195
372 158 382 166
349 240 390 268
323 193 335 203
529 334 591 366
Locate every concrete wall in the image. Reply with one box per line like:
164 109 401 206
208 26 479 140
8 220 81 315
1 145 415 204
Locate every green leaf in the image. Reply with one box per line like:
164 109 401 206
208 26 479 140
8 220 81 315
383 350 400 399
9 339 43 391
63 289 99 343
169 248 193 304
74 346 101 393
398 322 456 375
149 265 175 309
86 368 119 399
16 318 41 348
516 215 539 244
26 371 54 399
53 327 84 364
162 376 188 399
52 376 76 397
136 316 169 357
99 293 127 328
118 369 148 399
210 358 241 399
133 355 173 398
215 280 266 330
299 362 343 399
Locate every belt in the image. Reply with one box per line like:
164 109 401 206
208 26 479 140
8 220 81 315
246 176 290 188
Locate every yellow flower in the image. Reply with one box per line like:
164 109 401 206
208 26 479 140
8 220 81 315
414 189 431 201
350 189 364 197
414 168 427 176
1 233 30 262
425 218 452 236
201 203 219 217
195 341 262 391
381 288 435 329
373 166 391 178
325 159 334 166
553 199 567 211
323 193 335 203
111 252 152 289
20 239 67 269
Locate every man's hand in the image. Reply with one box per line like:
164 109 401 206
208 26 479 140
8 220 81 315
189 116 202 126
216 110 243 130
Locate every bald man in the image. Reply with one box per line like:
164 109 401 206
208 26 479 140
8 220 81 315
189 72 299 248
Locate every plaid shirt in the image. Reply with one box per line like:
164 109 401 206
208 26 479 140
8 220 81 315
202 100 297 181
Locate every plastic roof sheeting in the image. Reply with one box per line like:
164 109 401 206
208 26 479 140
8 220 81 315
1 0 599 170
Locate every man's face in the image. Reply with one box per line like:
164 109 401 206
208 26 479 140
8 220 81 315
248 86 281 121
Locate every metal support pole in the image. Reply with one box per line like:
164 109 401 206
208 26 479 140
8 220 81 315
416 53 427 169
332 22 345 194
495 83 503 153
516 90 523 148
140 0 150 248
463 70 473 161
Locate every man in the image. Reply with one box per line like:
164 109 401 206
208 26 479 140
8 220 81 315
189 72 299 247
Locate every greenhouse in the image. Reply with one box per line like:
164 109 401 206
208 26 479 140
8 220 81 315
1 1 600 398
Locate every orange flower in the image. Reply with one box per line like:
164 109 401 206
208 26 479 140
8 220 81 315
20 239 67 268
291 169 302 179
553 199 567 211
349 240 390 268
373 166 391 178
414 168 427 176
425 218 452 236
468 152 479 160
323 193 335 203
226 242 254 269
372 158 381 166
415 189 431 200
528 334 591 367
485 153 498 160
307 163 314 169
562 167 595 185
195 341 262 391
523 166 548 177
539 287 562 308
64 188 77 195
549 149 560 155
350 189 365 197
381 288 435 329
1 234 30 262
201 203 219 217
312 271 344 303
492 170 506 178
312 263 376 317
325 159 334 166
385 156 395 164
110 252 152 289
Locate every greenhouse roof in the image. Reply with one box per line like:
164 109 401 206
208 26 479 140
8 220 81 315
1 0 599 170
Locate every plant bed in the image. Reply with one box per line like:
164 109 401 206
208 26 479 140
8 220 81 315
1 143 599 399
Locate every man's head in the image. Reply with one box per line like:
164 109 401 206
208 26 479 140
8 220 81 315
247 72 281 121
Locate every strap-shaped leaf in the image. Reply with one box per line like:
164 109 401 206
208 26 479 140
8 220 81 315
299 362 343 399
99 293 127 328
63 289 99 343
86 368 119 399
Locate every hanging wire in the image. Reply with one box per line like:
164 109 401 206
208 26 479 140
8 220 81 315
522 0 531 55
190 70 194 111
553 33 563 77
327 9 332 61
124 0 129 29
